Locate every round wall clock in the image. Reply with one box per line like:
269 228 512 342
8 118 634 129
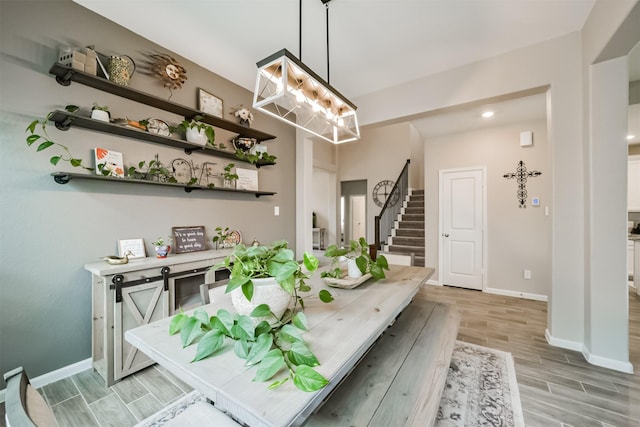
145 53 187 90
146 118 171 136
372 180 399 207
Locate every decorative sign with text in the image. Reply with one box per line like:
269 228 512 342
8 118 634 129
172 226 207 254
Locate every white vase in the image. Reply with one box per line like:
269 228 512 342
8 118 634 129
186 126 208 145
230 277 292 322
347 258 363 278
91 109 110 122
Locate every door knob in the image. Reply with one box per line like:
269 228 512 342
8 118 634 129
442 233 449 237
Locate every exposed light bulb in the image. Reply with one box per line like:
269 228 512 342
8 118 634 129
627 134 636 140
482 111 494 119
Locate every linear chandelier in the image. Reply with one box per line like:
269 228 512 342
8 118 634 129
252 0 359 144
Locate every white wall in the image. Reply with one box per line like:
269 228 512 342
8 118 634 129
425 119 551 298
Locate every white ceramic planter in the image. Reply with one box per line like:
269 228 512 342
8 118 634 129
230 277 292 322
347 258 363 278
186 127 208 145
91 109 110 122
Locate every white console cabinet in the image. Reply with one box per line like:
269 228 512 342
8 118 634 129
85 249 232 386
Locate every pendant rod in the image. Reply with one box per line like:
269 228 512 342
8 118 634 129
326 1 330 84
299 0 303 60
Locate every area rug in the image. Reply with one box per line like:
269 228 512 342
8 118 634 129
435 341 525 427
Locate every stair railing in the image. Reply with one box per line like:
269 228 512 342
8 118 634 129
375 159 410 250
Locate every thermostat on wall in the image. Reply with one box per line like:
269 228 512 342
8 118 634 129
520 131 533 147
532 197 540 206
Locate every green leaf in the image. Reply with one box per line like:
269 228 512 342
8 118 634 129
298 280 311 292
180 317 204 348
253 349 285 382
370 264 386 280
50 156 61 165
319 289 334 303
193 308 210 327
356 255 368 274
376 255 389 270
70 158 82 167
267 260 298 286
241 281 254 301
230 315 254 341
245 333 273 366
287 342 320 367
169 313 187 335
250 304 273 318
254 321 271 337
192 330 224 361
271 248 294 263
278 324 303 343
303 252 319 272
268 377 289 389
26 120 38 134
216 309 234 333
293 365 329 392
65 104 80 112
26 134 40 145
36 141 54 151
234 339 251 359
210 316 230 336
291 312 308 331
323 245 348 258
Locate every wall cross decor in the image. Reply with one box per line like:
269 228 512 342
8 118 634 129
503 160 542 208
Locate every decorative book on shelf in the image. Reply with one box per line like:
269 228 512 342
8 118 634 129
95 148 124 177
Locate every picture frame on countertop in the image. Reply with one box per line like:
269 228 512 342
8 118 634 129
118 238 146 259
198 88 223 118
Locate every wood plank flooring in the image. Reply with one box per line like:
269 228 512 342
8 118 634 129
2 285 638 426
423 285 640 427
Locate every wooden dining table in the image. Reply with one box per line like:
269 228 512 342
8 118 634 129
125 265 435 427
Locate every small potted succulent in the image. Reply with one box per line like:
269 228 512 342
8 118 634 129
91 102 110 122
152 236 173 258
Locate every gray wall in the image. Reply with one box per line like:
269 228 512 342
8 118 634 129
425 118 552 297
0 0 296 384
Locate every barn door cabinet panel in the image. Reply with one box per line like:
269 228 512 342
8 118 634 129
85 249 231 386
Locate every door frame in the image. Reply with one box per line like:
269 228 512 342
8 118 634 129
438 166 487 290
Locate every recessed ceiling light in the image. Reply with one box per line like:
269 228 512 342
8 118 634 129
481 111 494 119
627 134 635 140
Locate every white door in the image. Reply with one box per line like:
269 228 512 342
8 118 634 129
440 168 485 290
350 195 366 240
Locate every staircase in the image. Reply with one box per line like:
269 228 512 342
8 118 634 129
383 189 425 266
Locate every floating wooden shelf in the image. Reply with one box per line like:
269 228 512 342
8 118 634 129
47 110 275 168
51 172 276 198
49 63 276 142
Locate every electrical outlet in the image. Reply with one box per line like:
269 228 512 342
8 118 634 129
524 269 532 280
274 206 279 216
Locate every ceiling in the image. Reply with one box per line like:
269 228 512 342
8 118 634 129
74 0 639 141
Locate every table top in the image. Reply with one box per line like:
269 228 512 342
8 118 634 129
125 265 434 427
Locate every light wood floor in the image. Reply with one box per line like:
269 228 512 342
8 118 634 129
2 285 638 426
424 284 640 427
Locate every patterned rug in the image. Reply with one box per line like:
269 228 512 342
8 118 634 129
136 340 525 426
436 341 525 427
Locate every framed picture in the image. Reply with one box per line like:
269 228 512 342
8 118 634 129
118 238 146 259
198 88 223 118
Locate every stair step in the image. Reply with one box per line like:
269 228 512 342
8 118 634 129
414 256 425 267
409 196 424 202
395 228 425 237
388 245 425 256
411 189 424 196
406 201 423 208
391 236 424 246
401 214 423 222
404 207 424 214
398 221 424 229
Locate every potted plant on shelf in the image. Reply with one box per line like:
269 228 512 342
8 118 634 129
169 241 335 392
212 226 230 250
152 236 173 258
222 163 239 189
91 102 110 122
322 237 389 279
175 115 216 147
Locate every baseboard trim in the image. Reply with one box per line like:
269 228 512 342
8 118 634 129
582 346 634 374
545 328 583 351
425 279 441 286
485 287 548 302
0 358 92 403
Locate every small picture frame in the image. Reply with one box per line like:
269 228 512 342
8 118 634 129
198 88 223 118
118 238 146 259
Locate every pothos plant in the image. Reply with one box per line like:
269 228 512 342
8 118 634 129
211 226 230 249
169 241 335 392
322 237 390 280
25 105 93 171
234 149 277 165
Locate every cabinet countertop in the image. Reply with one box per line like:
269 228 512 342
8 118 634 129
84 248 233 276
